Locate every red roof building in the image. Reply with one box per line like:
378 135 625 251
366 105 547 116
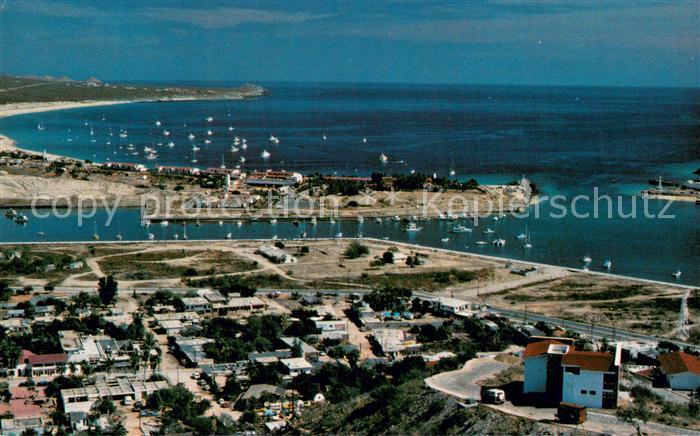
658 352 700 390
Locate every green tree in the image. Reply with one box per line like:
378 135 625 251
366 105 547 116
93 397 116 415
0 280 12 301
343 242 369 259
97 275 118 306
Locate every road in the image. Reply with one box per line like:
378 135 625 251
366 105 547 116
25 283 698 350
424 354 510 400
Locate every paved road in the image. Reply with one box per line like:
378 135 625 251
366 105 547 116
424 354 510 400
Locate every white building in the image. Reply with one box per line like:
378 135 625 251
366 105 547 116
178 297 211 314
659 352 700 390
523 339 620 409
280 357 314 377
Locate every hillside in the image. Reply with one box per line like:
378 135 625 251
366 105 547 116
0 75 266 104
294 379 586 435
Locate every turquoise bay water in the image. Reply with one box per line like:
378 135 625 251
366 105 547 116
0 83 698 285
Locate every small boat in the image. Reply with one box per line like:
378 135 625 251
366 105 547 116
357 216 364 223
155 121 162 126
516 233 526 240
119 132 128 138
483 228 495 234
204 139 212 144
237 221 243 226
206 116 214 122
378 153 389 163
441 237 449 243
167 142 175 148
115 234 123 241
239 156 246 163
192 145 200 151
163 130 170 136
323 134 327 140
311 217 317 225
14 214 28 224
228 126 234 131
583 255 592 263
375 217 383 224
602 259 612 269
270 219 277 224
261 150 271 159
37 231 45 236
334 232 343 238
362 138 367 143
147 233 155 240
475 241 488 245
160 220 169 226
207 129 213 136
218 220 224 226
37 123 45 131
188 133 196 140
172 233 179 240
405 222 422 232
5 209 17 218
269 135 280 144
145 152 157 160
492 238 506 246
672 270 682 279
450 225 472 234
226 232 232 239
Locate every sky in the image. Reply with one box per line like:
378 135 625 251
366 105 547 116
1 0 699 87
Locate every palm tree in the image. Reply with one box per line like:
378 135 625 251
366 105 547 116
150 351 162 377
129 352 141 376
104 354 114 375
56 362 67 377
68 362 77 375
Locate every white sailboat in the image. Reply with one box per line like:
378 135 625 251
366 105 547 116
261 150 271 159
378 153 389 163
155 121 162 126
37 123 45 131
269 135 280 144
523 228 532 249
206 116 214 122
188 133 196 140
449 159 456 177
220 153 226 169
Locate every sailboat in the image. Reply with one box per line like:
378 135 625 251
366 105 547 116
206 116 214 122
378 153 389 163
449 159 456 177
269 135 280 144
188 133 195 140
155 121 162 126
220 153 226 169
92 222 100 240
261 150 271 159
182 223 188 240
191 148 198 163
523 227 532 249
37 123 45 131
672 270 682 279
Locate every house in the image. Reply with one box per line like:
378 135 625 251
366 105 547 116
246 170 303 187
173 337 214 367
429 297 471 315
255 245 297 264
314 320 349 340
155 165 200 176
279 337 319 361
225 296 267 313
0 418 45 436
523 339 620 409
13 350 68 378
178 297 211 314
240 384 286 401
65 261 84 270
371 328 422 359
659 352 700 390
105 162 146 172
279 357 314 377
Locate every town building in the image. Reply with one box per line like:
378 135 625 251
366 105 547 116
658 351 700 390
255 245 297 264
279 357 314 377
246 170 303 187
371 328 422 359
61 376 169 413
279 337 319 361
178 297 212 314
13 350 68 378
523 339 620 408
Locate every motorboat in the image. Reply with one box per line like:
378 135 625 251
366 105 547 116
450 225 472 234
405 222 422 232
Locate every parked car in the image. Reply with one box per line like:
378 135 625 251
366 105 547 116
480 388 505 405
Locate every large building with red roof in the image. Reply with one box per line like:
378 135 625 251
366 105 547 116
523 338 620 408
14 350 68 378
659 351 700 390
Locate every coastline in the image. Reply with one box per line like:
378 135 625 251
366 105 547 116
0 99 142 161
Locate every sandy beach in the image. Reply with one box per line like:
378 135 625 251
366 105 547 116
0 100 140 161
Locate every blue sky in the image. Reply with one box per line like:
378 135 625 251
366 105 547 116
1 1 698 87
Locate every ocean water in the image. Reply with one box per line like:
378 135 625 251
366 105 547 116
0 83 698 284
